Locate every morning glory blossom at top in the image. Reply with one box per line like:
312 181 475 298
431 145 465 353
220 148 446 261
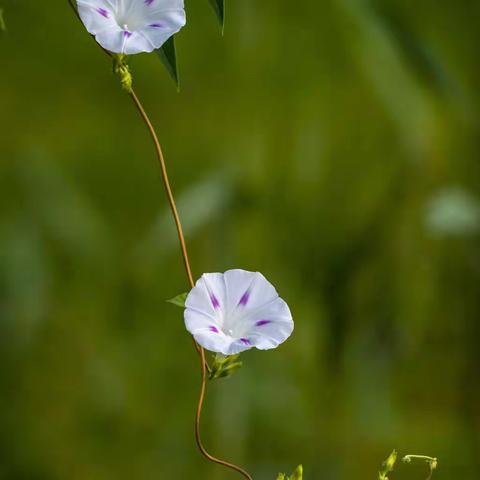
184 270 294 356
76 0 186 55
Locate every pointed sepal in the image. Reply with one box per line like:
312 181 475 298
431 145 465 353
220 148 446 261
209 354 243 380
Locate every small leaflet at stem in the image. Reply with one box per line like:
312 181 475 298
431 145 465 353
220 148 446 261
167 292 188 308
379 450 397 480
155 36 179 90
208 0 225 33
277 465 303 480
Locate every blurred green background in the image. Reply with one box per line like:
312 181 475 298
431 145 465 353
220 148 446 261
1 1 479 479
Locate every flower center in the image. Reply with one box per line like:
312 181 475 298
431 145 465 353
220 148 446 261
115 14 143 32
221 310 249 339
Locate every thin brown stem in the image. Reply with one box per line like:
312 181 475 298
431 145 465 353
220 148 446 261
129 90 252 480
128 90 195 288
195 348 254 480
128 91 208 365
67 2 253 477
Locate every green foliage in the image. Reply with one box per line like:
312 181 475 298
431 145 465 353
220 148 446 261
155 36 179 89
166 292 188 308
156 0 226 85
209 354 243 380
379 450 397 480
156 0 226 86
378 452 438 480
208 0 225 31
277 465 303 480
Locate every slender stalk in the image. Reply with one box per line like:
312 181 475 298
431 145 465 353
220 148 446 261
66 2 253 477
128 90 195 287
128 89 253 480
196 346 254 480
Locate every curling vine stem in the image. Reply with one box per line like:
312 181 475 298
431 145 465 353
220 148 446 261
129 82 253 480
67 1 253 478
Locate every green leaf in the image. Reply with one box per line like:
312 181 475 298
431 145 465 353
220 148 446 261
208 0 225 32
155 36 179 89
166 292 188 308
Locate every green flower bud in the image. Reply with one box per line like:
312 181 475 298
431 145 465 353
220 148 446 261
379 450 397 480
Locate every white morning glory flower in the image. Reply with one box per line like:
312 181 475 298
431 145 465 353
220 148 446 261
76 0 186 55
184 270 294 356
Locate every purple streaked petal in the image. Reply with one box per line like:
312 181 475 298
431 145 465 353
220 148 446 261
210 294 220 309
255 320 272 327
238 290 250 306
76 0 186 55
96 8 109 18
184 270 293 355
